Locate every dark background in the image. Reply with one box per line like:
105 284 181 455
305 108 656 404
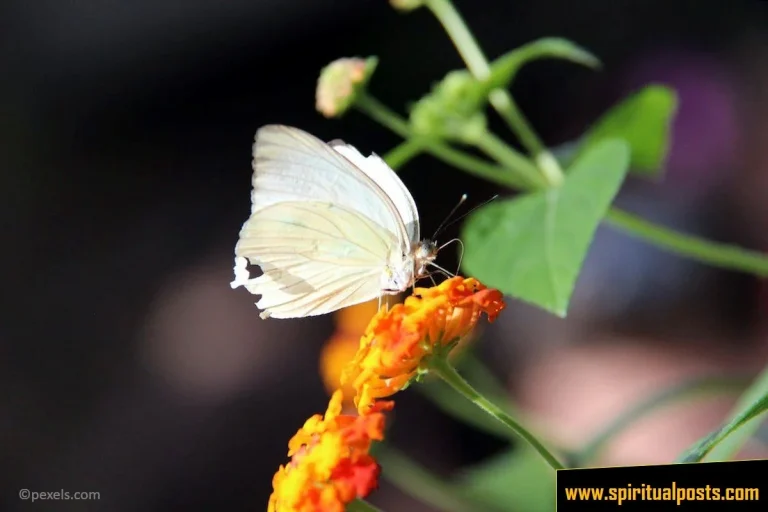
3 1 768 511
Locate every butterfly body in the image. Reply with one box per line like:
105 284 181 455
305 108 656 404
231 124 438 319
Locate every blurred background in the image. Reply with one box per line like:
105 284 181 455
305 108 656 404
3 0 768 510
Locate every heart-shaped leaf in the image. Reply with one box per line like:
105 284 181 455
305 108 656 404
483 37 600 95
461 139 630 316
577 84 678 176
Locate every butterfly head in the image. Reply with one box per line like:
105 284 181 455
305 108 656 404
413 239 439 278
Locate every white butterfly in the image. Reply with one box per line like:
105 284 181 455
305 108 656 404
229 124 446 319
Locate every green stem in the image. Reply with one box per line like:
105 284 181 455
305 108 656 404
472 131 546 189
356 93 768 278
424 0 565 186
574 376 748 466
416 350 523 442
383 139 423 170
355 92 411 136
374 444 502 512
428 355 565 470
417 379 516 441
357 93 529 188
346 499 384 512
669 360 768 463
605 209 768 277
457 352 519 416
423 0 491 79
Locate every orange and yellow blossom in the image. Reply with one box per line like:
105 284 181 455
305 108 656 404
267 390 393 512
342 276 505 414
320 297 400 403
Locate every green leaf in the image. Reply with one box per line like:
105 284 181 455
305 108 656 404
578 84 678 176
457 445 555 512
679 366 768 463
549 139 581 168
483 37 600 95
461 139 630 316
375 444 506 512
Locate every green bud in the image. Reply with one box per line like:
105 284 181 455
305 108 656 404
316 56 378 118
409 69 488 143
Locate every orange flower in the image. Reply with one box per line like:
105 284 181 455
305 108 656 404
320 297 401 402
342 276 505 414
320 332 360 401
268 390 393 512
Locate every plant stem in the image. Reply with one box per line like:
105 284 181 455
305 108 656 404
428 355 565 470
423 0 491 79
346 499 385 512
417 379 516 441
701 364 768 461
605 209 768 277
383 139 423 170
457 351 520 417
574 376 748 466
424 0 564 186
355 93 768 278
355 92 411 136
357 93 530 188
472 131 547 189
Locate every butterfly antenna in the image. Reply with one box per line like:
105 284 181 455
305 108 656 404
455 238 465 275
428 261 456 279
434 194 500 237
431 194 468 240
437 238 465 274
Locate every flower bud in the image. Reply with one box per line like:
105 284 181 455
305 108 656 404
315 56 378 118
409 70 488 142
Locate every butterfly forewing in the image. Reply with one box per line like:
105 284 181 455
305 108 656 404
328 140 420 245
232 125 424 319
251 125 413 251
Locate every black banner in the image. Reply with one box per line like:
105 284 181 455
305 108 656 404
557 460 765 510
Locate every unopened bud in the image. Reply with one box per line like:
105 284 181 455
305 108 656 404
316 56 378 118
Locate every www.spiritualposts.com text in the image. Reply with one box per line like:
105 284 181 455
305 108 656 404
564 482 759 505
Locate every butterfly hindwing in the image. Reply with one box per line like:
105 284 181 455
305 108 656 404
232 201 396 318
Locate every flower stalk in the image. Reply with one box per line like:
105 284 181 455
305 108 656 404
427 353 565 471
423 0 565 186
357 92 768 279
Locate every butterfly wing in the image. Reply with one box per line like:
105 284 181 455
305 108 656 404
328 140 420 245
231 201 397 319
249 125 413 252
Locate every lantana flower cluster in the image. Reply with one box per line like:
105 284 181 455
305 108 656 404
268 277 504 511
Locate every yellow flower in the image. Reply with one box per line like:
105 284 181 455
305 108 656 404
268 390 393 512
320 332 360 402
342 277 505 414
